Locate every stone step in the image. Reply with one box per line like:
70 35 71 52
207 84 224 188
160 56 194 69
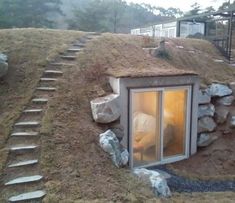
8 159 38 168
8 190 46 202
60 55 77 60
86 36 95 40
5 175 43 186
10 145 38 152
23 109 43 114
50 62 75 67
11 132 39 137
73 43 85 47
36 87 56 91
40 78 58 82
32 98 48 104
44 70 63 75
67 48 82 52
15 121 40 127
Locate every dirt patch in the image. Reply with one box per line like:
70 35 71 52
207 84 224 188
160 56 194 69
167 130 235 180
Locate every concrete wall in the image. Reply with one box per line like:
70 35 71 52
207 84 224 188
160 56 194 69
109 75 200 165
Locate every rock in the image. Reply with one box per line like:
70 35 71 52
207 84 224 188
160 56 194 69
110 124 124 141
197 133 218 147
90 94 120 124
230 116 235 128
133 168 171 197
217 95 235 106
215 106 229 124
0 53 8 78
229 82 235 93
99 130 128 167
198 90 211 104
213 59 224 63
198 116 216 133
176 45 184 49
207 83 232 97
198 104 215 118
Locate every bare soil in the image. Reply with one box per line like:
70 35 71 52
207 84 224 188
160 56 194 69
167 129 235 180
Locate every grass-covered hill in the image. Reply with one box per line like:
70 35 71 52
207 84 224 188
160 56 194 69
0 29 235 202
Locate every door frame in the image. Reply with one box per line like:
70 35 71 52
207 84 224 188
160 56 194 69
129 85 192 169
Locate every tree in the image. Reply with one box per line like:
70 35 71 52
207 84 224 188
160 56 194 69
218 0 235 10
68 0 110 32
68 0 178 33
184 2 201 16
105 0 127 33
0 0 62 28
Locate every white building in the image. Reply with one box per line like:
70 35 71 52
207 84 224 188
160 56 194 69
131 20 205 38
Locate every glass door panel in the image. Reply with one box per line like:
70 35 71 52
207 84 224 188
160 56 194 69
131 91 161 167
163 89 188 158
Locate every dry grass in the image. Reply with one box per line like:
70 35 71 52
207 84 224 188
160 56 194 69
0 28 84 174
76 34 235 84
1 30 235 202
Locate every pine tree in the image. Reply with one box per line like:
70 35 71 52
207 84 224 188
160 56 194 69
0 0 62 28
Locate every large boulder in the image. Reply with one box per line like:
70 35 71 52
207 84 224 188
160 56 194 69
215 106 229 124
133 168 171 197
198 104 215 118
207 83 232 97
198 116 216 133
99 130 128 167
216 95 235 106
197 133 218 147
90 94 120 123
0 53 8 78
198 90 211 104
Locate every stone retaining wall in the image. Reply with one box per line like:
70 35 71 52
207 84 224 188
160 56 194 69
197 83 235 147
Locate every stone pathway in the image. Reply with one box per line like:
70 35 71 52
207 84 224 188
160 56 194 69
2 33 100 202
152 166 235 193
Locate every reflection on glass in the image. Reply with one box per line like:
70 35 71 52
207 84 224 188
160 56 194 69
163 89 187 158
131 88 189 167
132 91 160 167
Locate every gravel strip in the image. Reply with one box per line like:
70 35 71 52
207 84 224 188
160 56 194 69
150 165 235 192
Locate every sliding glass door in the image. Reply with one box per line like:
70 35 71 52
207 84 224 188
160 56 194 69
130 86 191 168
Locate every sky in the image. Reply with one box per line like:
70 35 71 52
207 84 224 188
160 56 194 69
125 0 228 12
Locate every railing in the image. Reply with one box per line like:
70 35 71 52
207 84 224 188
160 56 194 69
206 36 231 61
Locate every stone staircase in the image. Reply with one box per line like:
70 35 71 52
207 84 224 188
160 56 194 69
2 33 100 202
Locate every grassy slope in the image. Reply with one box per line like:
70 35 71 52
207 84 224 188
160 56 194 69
0 30 234 202
0 28 84 174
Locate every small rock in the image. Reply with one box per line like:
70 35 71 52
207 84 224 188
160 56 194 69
0 53 8 78
223 129 232 135
197 133 218 147
213 59 224 63
198 104 215 118
99 130 128 167
217 95 235 106
176 45 184 49
198 90 211 104
133 168 171 197
229 82 235 93
215 106 229 124
90 94 120 123
207 83 232 97
198 116 216 133
230 116 235 128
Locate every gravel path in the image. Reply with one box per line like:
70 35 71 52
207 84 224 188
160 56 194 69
151 166 235 193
